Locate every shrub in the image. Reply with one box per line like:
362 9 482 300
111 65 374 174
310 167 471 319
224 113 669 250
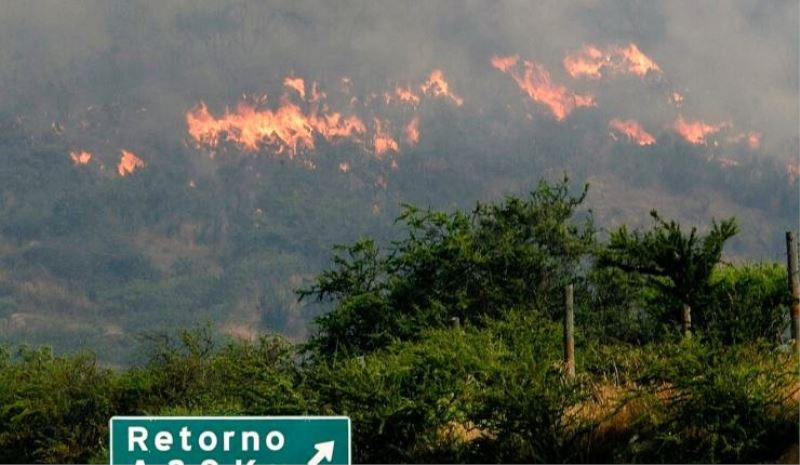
621 341 799 463
702 263 789 344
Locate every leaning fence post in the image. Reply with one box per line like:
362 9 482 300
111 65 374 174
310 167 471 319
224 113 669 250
785 231 800 351
564 283 576 378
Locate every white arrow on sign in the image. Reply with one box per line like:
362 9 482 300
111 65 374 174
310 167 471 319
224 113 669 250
307 440 335 465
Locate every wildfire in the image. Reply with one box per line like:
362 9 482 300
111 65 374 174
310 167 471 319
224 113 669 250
394 86 421 106
608 118 655 146
490 54 519 73
186 70 470 158
420 70 463 106
373 118 399 157
673 115 728 145
491 55 595 121
404 117 420 145
338 161 350 173
564 43 661 79
562 46 605 79
118 149 144 176
186 100 366 157
284 77 306 99
69 150 92 165
309 82 326 103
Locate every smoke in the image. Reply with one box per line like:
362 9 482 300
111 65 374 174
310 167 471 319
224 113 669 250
0 1 796 358
0 1 794 147
0 0 796 194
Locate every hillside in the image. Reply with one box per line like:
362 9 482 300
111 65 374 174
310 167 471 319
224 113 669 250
0 1 797 364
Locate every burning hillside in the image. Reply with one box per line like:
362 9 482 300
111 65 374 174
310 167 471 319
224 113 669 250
564 43 662 80
185 70 463 160
491 54 595 121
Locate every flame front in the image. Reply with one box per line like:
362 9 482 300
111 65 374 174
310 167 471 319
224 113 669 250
373 118 399 157
421 70 463 106
70 150 92 165
186 99 365 157
284 77 306 99
490 55 519 73
118 149 144 176
394 86 421 106
618 43 661 76
491 55 595 121
562 46 606 79
404 117 420 145
186 72 462 159
673 115 727 145
608 118 655 146
564 43 661 79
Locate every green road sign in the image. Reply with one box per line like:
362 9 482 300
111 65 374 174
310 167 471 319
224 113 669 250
110 416 350 465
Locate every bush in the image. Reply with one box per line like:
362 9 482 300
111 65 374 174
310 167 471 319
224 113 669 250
702 263 789 344
306 327 503 463
619 341 799 463
132 327 304 415
0 346 114 463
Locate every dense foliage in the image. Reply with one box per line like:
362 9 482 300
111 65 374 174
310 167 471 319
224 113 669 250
299 178 594 356
0 181 796 463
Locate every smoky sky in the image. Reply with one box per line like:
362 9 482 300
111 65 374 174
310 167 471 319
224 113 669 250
0 0 797 151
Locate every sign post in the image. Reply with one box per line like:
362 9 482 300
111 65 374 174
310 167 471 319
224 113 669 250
110 416 351 465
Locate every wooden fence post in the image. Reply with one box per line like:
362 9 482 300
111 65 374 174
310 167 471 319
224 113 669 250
786 231 800 350
564 283 575 378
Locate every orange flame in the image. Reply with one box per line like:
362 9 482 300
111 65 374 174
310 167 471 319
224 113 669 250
373 118 399 157
491 55 595 121
421 70 463 106
404 117 420 145
338 161 350 173
673 115 727 145
564 43 661 79
490 54 519 73
284 77 306 99
69 150 92 165
608 118 655 146
187 72 462 160
562 46 606 79
618 43 661 76
395 85 421 106
186 100 366 157
118 150 144 176
310 82 326 103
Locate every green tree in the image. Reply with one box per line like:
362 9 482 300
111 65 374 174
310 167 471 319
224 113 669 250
300 178 595 357
599 211 738 337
